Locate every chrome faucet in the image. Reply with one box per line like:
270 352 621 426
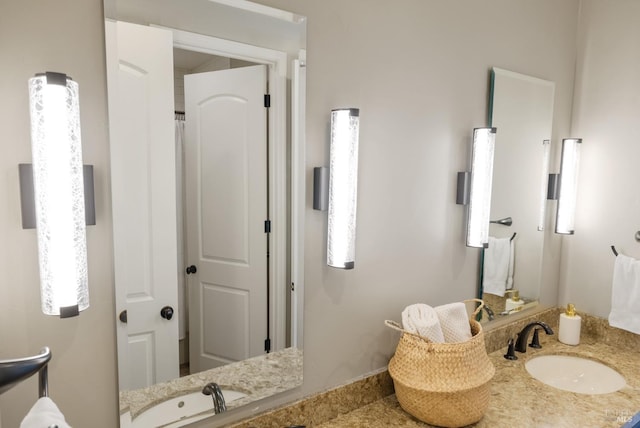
514 321 554 353
202 382 227 414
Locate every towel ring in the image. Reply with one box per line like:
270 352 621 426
612 229 640 256
510 232 517 242
0 347 50 397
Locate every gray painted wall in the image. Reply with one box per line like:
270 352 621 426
561 0 640 317
0 1 582 426
0 0 118 427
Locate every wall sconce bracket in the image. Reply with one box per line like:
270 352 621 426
547 173 559 200
19 163 96 229
313 166 329 211
456 171 471 205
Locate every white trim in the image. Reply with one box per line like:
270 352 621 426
291 56 306 348
164 27 294 352
156 26 288 77
207 0 306 24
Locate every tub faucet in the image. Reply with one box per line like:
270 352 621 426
202 382 227 414
514 321 554 353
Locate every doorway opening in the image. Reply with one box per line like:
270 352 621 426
167 26 294 374
173 48 271 376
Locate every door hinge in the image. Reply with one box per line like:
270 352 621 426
264 220 271 233
264 94 271 108
264 338 271 353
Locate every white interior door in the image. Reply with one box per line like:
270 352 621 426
106 20 179 391
185 65 268 372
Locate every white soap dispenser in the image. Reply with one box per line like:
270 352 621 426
559 303 581 345
505 290 524 312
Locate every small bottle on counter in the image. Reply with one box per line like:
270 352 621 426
558 303 582 345
505 290 524 312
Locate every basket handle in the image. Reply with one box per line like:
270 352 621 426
464 298 485 319
384 319 434 342
384 319 404 333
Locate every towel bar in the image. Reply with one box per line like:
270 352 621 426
0 347 51 397
611 231 640 256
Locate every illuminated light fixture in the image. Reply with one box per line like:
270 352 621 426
555 138 582 234
456 128 496 248
537 139 551 231
327 108 360 269
27 72 89 317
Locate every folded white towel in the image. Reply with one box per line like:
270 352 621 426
482 236 514 297
609 254 640 335
401 303 445 343
20 397 71 428
435 302 472 343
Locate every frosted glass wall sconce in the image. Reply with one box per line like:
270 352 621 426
26 71 89 318
548 138 582 234
537 140 551 231
313 108 360 269
456 127 497 248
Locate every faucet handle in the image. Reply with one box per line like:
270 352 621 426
503 337 518 360
529 328 543 349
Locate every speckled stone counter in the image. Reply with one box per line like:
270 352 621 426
316 336 640 427
119 347 302 420
231 309 640 428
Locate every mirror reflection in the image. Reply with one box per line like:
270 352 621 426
478 67 555 322
103 0 305 425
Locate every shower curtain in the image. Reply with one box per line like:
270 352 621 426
175 117 187 340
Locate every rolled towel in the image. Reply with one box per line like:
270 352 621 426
401 303 445 343
20 397 71 428
435 302 472 343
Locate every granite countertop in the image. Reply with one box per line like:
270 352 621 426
316 335 640 428
119 347 302 420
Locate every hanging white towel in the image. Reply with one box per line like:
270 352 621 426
401 303 445 343
20 397 71 428
435 302 472 343
482 236 514 297
609 254 640 335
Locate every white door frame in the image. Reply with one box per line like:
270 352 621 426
164 27 291 351
291 54 305 348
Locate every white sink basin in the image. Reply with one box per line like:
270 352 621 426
121 389 247 428
525 355 626 394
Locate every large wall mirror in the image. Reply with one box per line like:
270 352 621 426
103 0 306 426
478 67 555 323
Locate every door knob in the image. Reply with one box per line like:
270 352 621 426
160 306 174 320
186 265 197 275
119 310 127 323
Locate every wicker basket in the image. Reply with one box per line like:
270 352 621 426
385 301 495 427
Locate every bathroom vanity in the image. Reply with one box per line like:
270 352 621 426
230 308 640 428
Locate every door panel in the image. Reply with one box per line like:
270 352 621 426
199 96 251 263
106 20 180 391
128 333 155 388
202 285 249 361
185 65 268 371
